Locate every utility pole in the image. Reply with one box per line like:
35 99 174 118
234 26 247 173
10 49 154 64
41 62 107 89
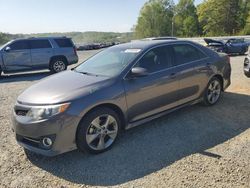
171 18 174 36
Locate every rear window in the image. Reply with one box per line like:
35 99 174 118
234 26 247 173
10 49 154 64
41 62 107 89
54 38 73 48
30 39 52 49
172 44 207 66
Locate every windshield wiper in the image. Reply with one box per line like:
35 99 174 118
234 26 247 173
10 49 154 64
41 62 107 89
74 70 99 76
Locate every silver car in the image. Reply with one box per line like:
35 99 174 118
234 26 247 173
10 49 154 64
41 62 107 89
0 37 78 76
12 39 231 156
244 48 250 77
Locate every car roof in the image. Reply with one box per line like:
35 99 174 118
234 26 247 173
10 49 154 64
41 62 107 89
113 39 196 51
13 36 71 41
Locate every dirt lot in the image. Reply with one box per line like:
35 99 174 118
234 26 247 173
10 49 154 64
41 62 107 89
0 50 249 188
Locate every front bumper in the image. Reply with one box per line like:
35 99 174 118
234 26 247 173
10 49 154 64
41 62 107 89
244 56 250 78
12 103 81 156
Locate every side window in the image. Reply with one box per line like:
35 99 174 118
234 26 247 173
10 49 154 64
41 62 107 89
172 44 207 66
135 46 172 73
54 39 73 48
30 40 52 49
9 40 29 50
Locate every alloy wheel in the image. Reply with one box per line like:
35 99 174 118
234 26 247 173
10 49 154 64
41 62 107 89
86 114 118 151
207 80 221 104
53 61 66 72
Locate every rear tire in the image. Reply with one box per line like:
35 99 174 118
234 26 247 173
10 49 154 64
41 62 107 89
76 107 121 154
50 58 67 73
202 77 222 106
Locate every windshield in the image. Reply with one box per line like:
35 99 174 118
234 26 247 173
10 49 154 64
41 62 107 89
0 40 13 50
75 47 141 77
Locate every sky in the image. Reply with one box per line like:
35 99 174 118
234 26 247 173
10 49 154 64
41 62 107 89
0 0 203 34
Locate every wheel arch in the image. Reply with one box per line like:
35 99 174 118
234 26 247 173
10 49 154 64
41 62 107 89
211 74 224 91
49 55 68 65
77 103 127 130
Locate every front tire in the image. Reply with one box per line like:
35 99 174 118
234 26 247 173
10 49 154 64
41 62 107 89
76 107 121 154
50 58 67 73
203 77 222 106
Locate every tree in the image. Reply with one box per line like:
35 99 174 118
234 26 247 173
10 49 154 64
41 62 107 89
134 0 174 38
197 0 242 36
174 0 200 37
242 12 250 34
0 33 9 45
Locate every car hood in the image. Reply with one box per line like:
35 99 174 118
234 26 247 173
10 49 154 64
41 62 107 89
204 38 225 46
17 70 112 105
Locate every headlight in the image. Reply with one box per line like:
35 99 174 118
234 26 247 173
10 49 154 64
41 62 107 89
26 103 70 121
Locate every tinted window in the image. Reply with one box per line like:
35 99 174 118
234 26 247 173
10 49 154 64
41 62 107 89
228 39 244 44
9 40 29 50
136 46 172 73
172 44 207 66
54 39 73 48
30 39 51 49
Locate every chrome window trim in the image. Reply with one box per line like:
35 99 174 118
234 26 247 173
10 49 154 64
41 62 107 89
124 42 210 79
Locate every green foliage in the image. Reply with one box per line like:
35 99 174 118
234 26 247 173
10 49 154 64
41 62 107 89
0 33 8 45
0 33 24 45
134 0 174 38
174 0 200 37
242 12 250 34
197 0 243 36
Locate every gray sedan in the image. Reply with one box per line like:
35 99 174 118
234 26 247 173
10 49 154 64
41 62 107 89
12 39 231 156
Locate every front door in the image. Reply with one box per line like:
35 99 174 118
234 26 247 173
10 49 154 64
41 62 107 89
2 40 31 71
123 45 180 122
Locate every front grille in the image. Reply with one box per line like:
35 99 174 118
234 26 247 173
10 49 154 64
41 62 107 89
15 109 28 116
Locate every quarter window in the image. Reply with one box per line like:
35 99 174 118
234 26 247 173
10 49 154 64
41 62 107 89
54 39 73 48
9 40 29 50
30 40 52 49
136 46 173 73
172 44 207 66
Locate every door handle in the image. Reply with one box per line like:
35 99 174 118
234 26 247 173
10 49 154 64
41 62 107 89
197 63 211 72
170 72 177 79
206 63 211 67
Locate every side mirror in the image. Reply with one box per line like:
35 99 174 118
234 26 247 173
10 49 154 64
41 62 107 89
5 46 11 52
129 67 148 78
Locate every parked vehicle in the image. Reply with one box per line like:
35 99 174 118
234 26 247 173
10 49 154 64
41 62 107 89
12 39 231 156
0 37 78 76
143 36 177 40
204 38 249 55
244 49 250 77
77 42 117 51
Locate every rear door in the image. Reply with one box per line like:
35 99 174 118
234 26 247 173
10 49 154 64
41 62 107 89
123 45 180 122
171 43 210 105
2 40 31 71
226 39 242 53
30 39 53 68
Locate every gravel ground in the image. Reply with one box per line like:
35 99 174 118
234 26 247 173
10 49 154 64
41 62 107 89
0 50 249 188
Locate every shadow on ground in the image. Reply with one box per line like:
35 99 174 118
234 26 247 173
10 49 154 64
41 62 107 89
0 71 51 83
26 92 250 186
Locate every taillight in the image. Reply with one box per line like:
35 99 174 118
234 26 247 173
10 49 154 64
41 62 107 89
73 46 77 55
227 55 230 64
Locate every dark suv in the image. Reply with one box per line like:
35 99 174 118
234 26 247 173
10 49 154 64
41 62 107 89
0 37 78 76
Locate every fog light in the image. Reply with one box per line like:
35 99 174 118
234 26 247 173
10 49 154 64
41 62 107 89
42 137 53 147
